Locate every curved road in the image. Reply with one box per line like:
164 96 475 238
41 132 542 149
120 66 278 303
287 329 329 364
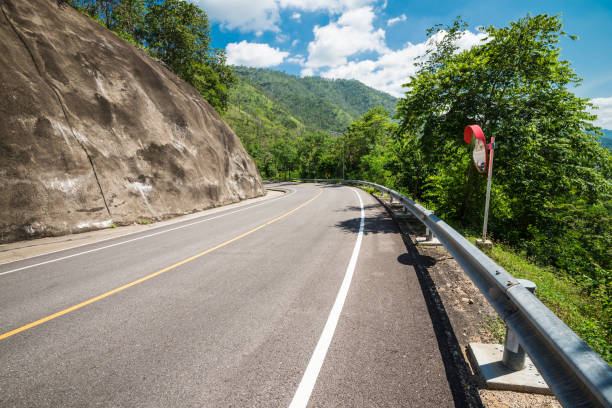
0 182 458 407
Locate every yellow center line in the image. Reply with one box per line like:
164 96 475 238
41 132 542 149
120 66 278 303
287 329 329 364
0 188 323 342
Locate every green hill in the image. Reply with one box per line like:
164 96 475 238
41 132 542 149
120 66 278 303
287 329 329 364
223 67 398 176
599 129 612 150
231 67 397 132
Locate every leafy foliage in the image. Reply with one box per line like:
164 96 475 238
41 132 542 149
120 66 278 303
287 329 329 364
65 0 234 112
395 14 611 294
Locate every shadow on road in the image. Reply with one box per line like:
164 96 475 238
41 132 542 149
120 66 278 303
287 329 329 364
333 214 398 235
363 197 485 408
339 204 379 212
397 252 436 268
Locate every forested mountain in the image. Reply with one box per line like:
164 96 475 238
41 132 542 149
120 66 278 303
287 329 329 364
223 67 398 176
230 67 397 132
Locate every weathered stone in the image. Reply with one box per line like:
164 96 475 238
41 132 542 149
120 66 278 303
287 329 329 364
0 0 264 242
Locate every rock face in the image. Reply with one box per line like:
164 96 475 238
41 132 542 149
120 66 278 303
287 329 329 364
0 0 265 242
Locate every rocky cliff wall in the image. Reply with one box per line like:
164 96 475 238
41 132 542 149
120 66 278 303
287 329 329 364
0 0 265 242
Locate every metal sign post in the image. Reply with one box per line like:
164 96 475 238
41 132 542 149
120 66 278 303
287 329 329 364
481 137 495 241
464 125 496 245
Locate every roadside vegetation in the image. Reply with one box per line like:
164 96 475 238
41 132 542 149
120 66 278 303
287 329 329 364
467 235 611 363
63 0 234 113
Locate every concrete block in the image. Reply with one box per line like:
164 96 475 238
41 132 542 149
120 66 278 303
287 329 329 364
468 343 551 395
416 236 442 246
476 239 493 250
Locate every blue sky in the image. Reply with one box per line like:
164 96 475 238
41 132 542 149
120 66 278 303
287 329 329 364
193 0 612 128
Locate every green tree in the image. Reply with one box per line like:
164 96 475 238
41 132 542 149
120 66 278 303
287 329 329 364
396 14 611 287
113 0 145 44
342 106 394 178
68 0 235 112
143 0 234 112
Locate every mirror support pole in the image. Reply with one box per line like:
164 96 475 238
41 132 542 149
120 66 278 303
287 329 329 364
482 137 495 241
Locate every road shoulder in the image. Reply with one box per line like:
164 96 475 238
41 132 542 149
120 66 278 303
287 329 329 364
0 189 284 265
309 189 458 407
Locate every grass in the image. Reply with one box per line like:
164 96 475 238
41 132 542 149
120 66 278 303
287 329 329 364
467 236 611 365
484 315 506 344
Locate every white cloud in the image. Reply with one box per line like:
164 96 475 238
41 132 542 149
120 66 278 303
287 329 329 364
317 30 487 97
279 0 376 13
387 14 406 27
193 0 280 32
291 39 299 47
590 97 612 129
194 0 376 34
291 12 301 21
303 7 388 70
301 67 315 77
286 55 305 65
226 41 289 67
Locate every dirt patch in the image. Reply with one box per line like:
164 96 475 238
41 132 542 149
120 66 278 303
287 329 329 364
374 194 561 408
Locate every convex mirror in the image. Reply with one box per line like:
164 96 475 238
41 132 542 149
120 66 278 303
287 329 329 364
464 125 488 174
472 136 487 172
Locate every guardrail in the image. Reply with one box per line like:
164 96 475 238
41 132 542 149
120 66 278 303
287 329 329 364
266 178 612 408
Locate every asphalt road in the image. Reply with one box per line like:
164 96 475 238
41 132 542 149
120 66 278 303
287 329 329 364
0 182 458 407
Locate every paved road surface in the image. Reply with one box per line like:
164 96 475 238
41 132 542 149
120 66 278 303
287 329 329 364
0 182 460 407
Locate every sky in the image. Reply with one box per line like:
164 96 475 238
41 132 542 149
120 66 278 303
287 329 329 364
192 0 612 129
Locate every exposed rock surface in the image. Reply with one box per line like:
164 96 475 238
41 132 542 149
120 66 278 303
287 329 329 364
0 0 264 242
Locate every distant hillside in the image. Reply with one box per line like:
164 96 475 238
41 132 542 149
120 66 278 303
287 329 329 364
230 67 397 133
223 67 399 174
599 129 612 150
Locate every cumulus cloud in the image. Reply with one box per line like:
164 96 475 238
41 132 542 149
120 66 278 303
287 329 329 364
302 7 388 71
590 97 612 129
291 12 301 21
286 55 305 65
276 33 289 43
317 30 488 97
387 14 406 26
193 0 280 32
226 41 289 67
194 0 377 33
279 0 376 13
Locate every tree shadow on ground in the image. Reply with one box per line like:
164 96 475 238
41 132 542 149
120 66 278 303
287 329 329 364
397 252 437 267
333 213 398 235
337 204 380 212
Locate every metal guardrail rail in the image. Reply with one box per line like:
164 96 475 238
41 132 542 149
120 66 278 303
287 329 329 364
266 178 612 408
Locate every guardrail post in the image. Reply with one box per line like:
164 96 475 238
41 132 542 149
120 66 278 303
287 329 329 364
502 279 537 371
425 227 434 241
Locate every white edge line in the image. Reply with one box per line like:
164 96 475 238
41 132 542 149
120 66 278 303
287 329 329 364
0 187 291 268
0 187 297 277
288 187 365 408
